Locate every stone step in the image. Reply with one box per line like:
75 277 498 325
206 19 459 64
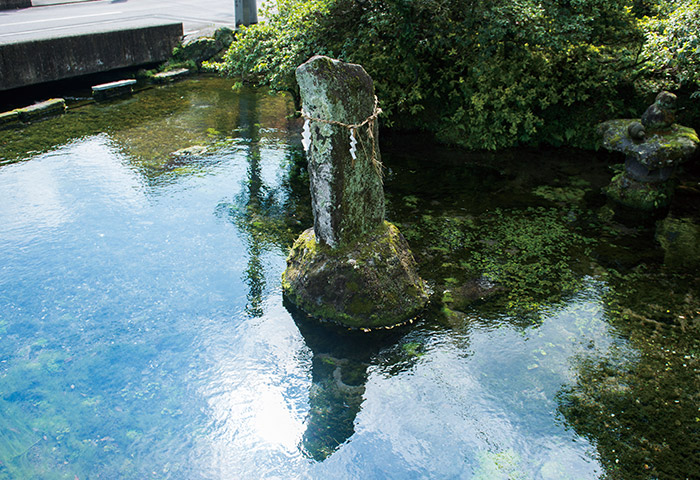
0 110 20 128
15 98 66 122
152 68 191 84
92 79 137 101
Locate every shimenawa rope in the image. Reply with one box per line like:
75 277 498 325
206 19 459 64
299 96 383 179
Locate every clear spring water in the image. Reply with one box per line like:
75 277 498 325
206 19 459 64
0 77 696 480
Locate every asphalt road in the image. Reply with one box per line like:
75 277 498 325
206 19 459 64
0 0 258 43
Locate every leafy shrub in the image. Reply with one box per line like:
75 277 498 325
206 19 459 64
209 0 333 105
637 0 700 97
213 0 697 150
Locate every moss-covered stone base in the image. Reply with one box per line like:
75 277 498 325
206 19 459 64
282 222 429 329
173 27 234 66
605 173 675 211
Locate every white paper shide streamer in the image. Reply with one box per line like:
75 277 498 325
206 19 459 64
301 118 312 154
299 96 383 180
349 128 357 161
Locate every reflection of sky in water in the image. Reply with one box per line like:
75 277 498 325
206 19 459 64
0 82 630 479
349 287 617 479
0 135 144 243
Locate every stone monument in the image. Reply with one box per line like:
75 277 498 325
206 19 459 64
282 56 428 329
598 91 699 212
234 0 257 27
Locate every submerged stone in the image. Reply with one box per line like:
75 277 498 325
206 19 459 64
171 145 209 158
282 222 428 329
656 217 700 271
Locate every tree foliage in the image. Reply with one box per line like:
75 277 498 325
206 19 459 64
213 0 697 150
211 0 333 106
637 0 700 96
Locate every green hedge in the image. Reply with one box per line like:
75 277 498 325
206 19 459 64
212 0 698 150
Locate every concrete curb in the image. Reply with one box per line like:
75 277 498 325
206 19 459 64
0 98 68 127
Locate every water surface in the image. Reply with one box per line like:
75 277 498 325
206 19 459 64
0 77 697 480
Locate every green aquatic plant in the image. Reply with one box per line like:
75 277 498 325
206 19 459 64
532 185 587 205
402 195 419 208
558 265 700 480
473 449 528 480
402 206 596 313
466 208 596 309
401 342 425 358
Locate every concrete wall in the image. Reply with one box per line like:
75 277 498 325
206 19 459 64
0 0 31 10
0 22 183 91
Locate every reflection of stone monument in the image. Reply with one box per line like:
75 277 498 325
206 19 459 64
286 300 401 460
282 56 428 329
598 92 699 213
238 94 265 317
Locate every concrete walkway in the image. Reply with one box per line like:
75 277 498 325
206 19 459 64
30 0 97 6
0 0 241 43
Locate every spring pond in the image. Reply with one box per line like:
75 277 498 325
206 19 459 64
0 77 698 480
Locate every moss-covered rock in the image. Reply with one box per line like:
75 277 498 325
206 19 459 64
598 119 698 169
282 222 429 329
295 56 385 249
286 57 426 328
172 27 235 66
605 173 675 211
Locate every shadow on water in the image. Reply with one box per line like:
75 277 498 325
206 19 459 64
283 298 410 462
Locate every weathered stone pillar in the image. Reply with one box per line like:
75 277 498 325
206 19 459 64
282 56 428 329
296 55 385 248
